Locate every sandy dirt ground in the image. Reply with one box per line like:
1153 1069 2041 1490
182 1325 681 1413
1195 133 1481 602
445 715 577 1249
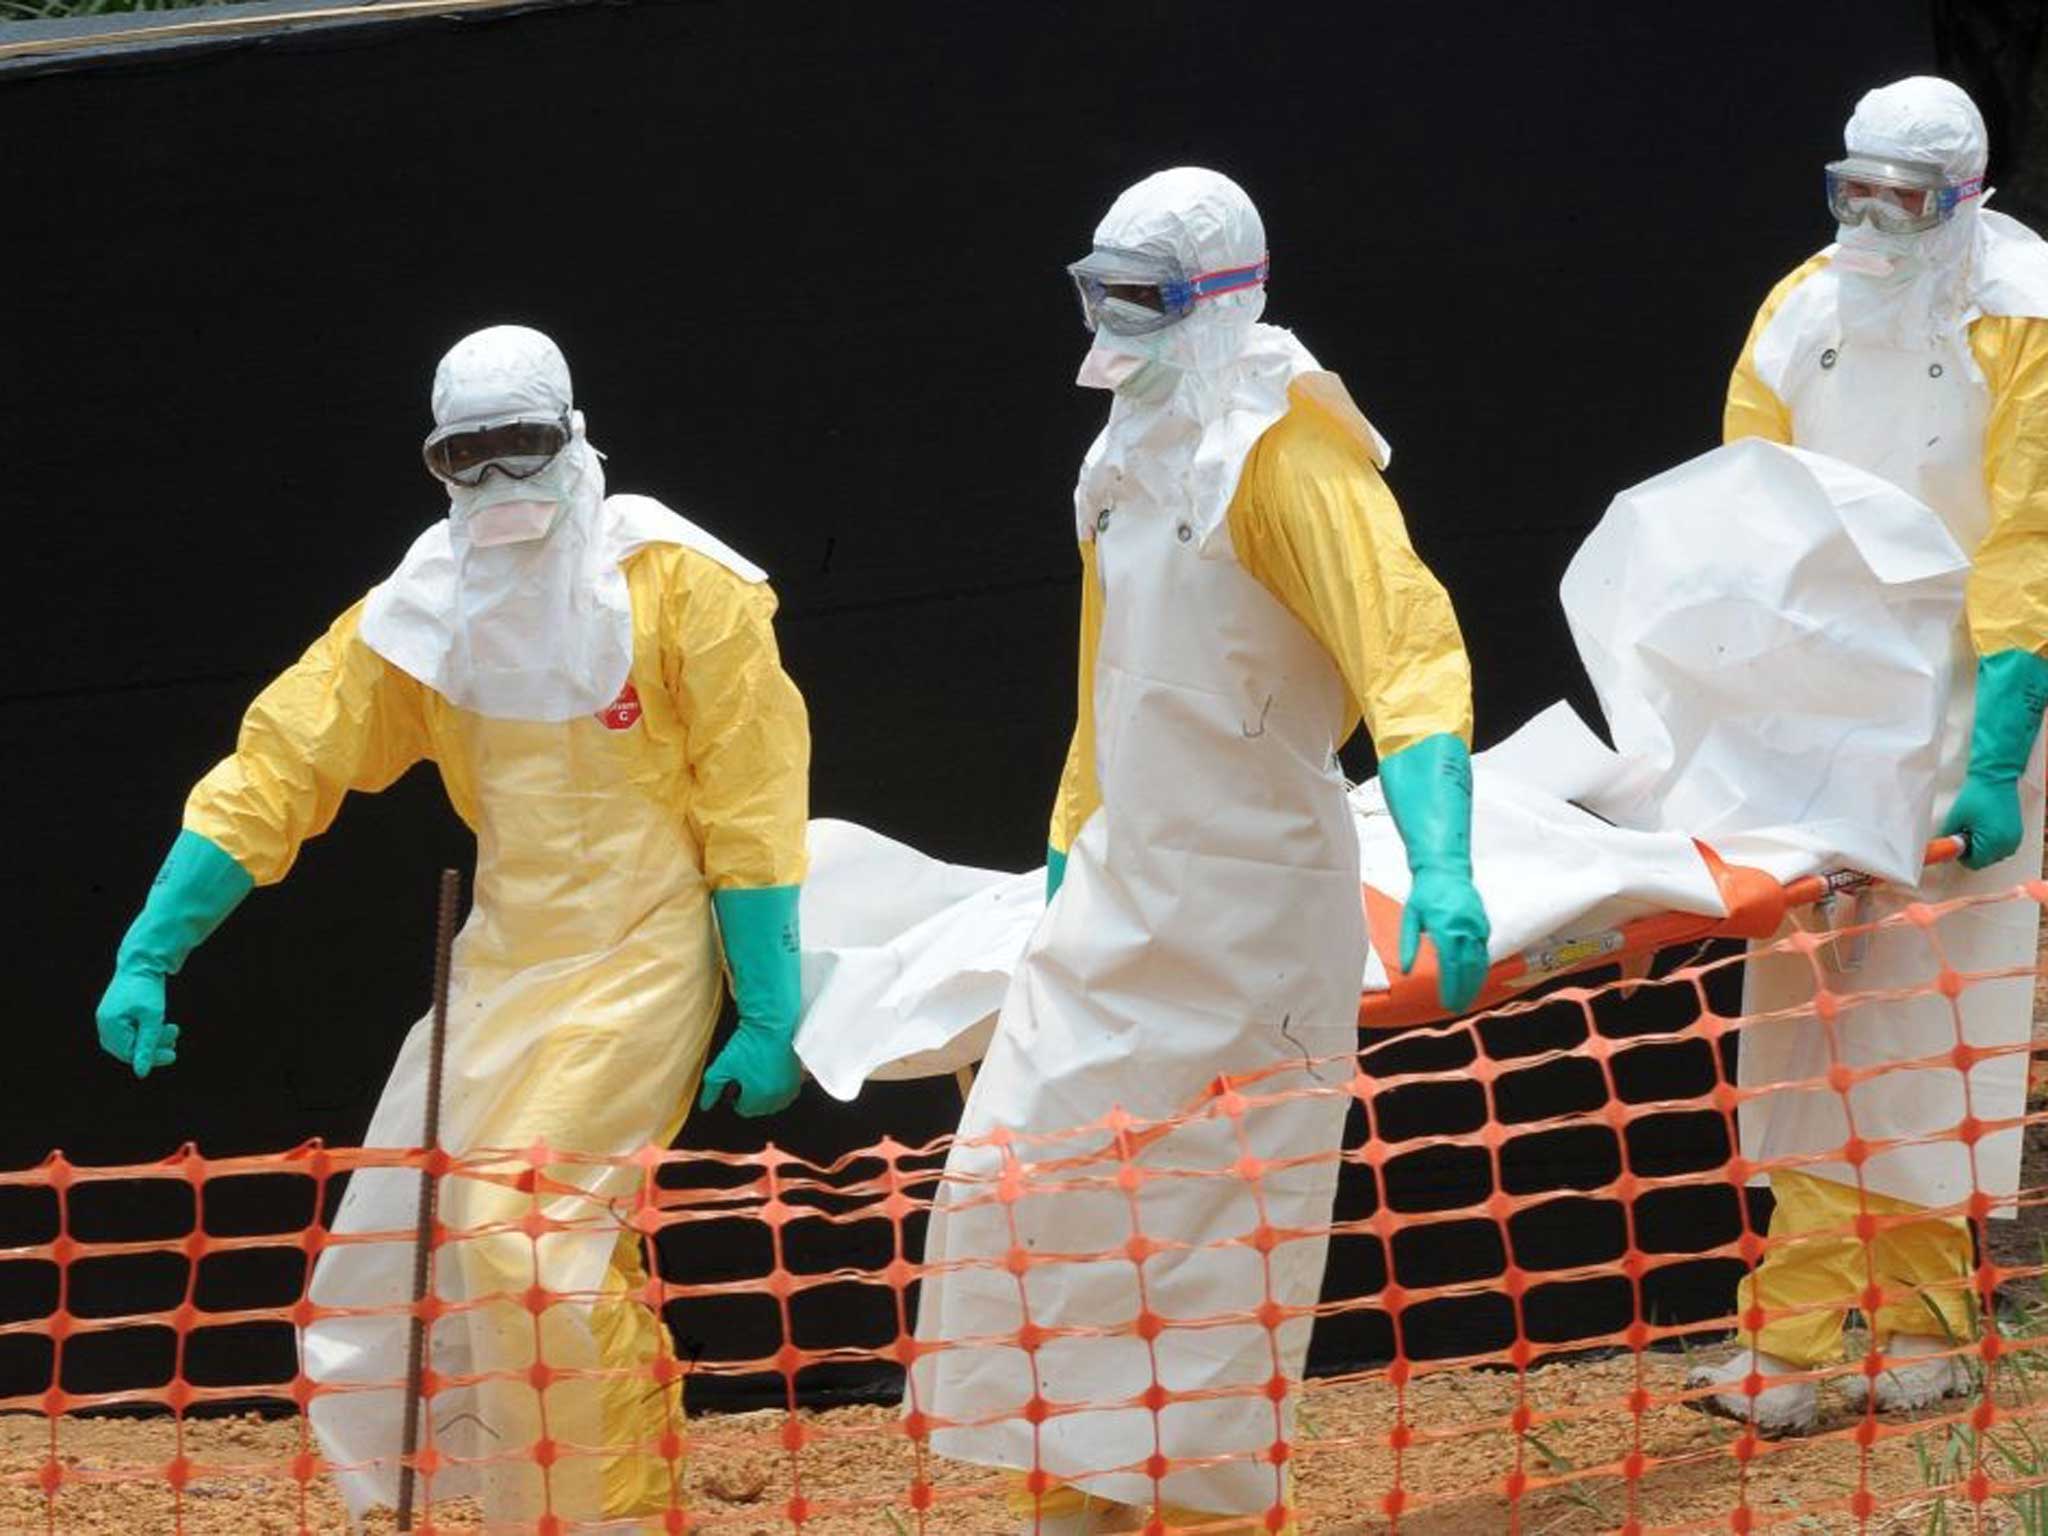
4 1347 2045 1535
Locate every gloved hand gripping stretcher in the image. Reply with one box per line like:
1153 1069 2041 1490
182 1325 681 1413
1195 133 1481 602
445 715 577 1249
795 439 1987 1096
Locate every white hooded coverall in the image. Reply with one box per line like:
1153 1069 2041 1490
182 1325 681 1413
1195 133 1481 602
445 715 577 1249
910 171 1474 1529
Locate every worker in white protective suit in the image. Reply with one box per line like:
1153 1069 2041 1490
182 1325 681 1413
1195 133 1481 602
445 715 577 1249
910 168 1490 1536
1688 78 2048 1436
92 325 811 1528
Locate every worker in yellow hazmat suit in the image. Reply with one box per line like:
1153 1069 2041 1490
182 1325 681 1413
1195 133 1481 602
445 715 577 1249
913 168 1489 1536
1691 77 2048 1436
92 325 811 1527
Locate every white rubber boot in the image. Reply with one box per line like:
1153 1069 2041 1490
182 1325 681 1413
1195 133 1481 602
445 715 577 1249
1839 1334 1975 1412
1683 1349 1819 1436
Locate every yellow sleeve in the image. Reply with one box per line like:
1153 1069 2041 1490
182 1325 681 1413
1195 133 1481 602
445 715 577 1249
667 552 811 889
1723 254 1828 447
1967 313 2048 656
183 602 431 886
1048 538 1104 856
1229 399 1474 757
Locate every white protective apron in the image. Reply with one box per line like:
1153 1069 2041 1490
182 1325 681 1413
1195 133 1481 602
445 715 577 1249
912 346 1372 1517
1739 267 2047 1211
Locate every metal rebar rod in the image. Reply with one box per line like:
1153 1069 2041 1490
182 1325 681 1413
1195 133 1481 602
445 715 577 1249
397 868 461 1531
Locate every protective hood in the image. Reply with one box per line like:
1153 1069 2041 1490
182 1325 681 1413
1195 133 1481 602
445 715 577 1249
360 325 637 722
1833 77 1989 347
1071 168 1389 551
1077 166 1269 383
430 322 573 424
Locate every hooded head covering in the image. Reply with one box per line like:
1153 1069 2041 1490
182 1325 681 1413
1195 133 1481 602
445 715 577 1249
431 323 575 422
1070 168 1389 549
1833 77 1990 348
360 325 635 721
428 325 594 547
1081 167 1269 380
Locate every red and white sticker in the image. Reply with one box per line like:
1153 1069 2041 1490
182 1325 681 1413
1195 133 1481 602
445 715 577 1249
598 681 643 731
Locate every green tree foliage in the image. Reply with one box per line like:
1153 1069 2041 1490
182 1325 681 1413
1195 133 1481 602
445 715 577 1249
4 0 240 19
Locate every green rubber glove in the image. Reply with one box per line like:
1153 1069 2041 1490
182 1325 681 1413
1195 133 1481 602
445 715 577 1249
1378 733 1492 1014
95 830 254 1079
1046 845 1068 903
1941 648 2048 870
700 885 805 1118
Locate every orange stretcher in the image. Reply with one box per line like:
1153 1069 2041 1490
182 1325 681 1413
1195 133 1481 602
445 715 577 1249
1358 835 1968 1030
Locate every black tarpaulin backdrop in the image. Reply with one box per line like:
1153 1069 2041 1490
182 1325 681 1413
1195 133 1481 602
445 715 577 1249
0 2 1942 1407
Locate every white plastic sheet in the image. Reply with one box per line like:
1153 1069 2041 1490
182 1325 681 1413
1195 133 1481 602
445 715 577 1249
1562 438 1967 885
793 439 1968 1085
794 820 1039 1100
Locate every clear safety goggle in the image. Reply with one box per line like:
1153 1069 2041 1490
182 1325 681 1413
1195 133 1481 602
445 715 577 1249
1824 154 1982 235
421 412 572 487
1065 243 1270 337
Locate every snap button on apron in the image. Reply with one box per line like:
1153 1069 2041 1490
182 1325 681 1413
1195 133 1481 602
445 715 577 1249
1176 522 1193 544
1820 348 1839 370
1929 362 1944 379
1096 508 1112 532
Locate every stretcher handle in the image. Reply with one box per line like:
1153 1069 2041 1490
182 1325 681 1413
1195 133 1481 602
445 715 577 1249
1782 833 1964 905
1364 834 1972 1031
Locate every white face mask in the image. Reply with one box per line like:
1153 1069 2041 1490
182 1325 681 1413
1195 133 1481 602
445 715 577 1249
1835 213 1928 279
1076 343 1182 402
463 497 562 546
447 454 573 547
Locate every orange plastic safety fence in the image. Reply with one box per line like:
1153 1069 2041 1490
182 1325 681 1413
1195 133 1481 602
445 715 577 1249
2 880 2046 1535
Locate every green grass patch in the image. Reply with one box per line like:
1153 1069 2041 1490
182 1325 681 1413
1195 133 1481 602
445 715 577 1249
3 0 252 22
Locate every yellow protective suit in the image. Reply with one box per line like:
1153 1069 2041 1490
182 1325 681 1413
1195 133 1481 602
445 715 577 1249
1736 1170 1975 1366
188 542 808 1526
1723 263 2048 1366
1049 393 1474 857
